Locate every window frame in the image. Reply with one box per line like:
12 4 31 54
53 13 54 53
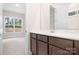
4 16 23 33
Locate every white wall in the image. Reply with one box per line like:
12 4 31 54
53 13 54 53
40 3 50 31
26 3 41 31
26 3 52 31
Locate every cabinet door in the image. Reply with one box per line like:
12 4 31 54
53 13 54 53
49 45 73 55
37 41 48 55
49 37 73 52
31 39 37 55
74 41 79 55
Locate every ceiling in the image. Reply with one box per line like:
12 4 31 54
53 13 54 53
3 3 26 14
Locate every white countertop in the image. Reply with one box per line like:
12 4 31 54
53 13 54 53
30 30 79 40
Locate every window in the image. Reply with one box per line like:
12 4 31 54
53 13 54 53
15 18 23 32
4 16 23 32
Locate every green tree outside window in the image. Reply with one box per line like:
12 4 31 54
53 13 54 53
15 18 22 28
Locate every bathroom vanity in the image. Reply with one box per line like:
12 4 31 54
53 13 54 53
30 31 79 55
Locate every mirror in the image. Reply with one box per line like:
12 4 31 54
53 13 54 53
50 3 79 31
50 3 70 30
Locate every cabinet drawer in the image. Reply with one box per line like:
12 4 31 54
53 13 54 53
49 37 73 51
30 33 36 38
37 34 47 42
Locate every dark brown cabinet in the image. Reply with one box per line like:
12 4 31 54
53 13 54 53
37 41 48 55
30 33 79 55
